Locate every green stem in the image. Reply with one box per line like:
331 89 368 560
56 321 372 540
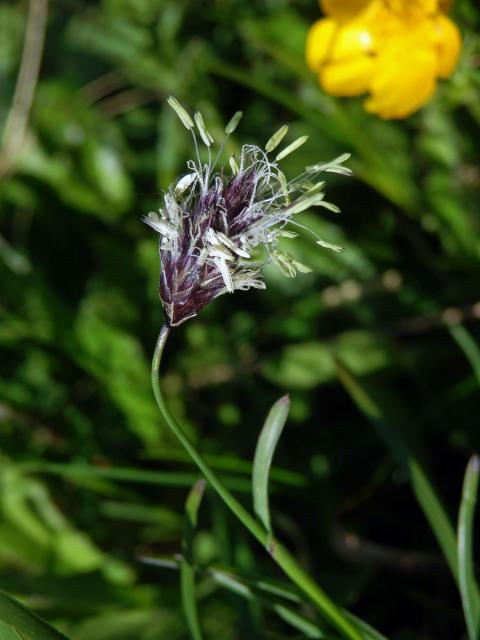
151 324 364 640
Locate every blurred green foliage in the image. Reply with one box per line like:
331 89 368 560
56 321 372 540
1 0 480 638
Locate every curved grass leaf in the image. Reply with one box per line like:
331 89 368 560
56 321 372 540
252 395 290 533
0 591 69 640
144 449 306 487
458 455 480 640
21 462 253 492
208 569 327 639
140 554 388 640
335 360 459 582
0 621 22 640
343 612 389 640
181 480 206 640
449 325 480 388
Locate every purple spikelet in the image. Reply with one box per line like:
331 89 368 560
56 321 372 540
144 98 351 326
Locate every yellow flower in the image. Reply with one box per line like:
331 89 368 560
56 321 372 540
305 0 462 118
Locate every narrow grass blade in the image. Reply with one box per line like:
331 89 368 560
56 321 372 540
209 569 327 639
343 612 389 640
181 480 206 640
270 604 326 638
21 462 253 492
144 449 306 487
458 455 480 640
335 360 459 582
146 546 362 639
0 591 69 640
252 395 290 533
449 325 480 387
0 622 22 640
140 555 380 640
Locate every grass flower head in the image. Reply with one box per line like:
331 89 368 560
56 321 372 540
306 0 462 118
145 98 351 326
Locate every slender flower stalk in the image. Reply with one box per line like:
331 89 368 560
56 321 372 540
151 324 364 640
148 100 362 639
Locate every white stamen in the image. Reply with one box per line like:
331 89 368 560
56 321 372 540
278 230 298 239
214 257 234 292
216 232 250 258
265 124 289 153
144 213 178 239
276 135 309 161
225 111 243 135
175 173 197 194
306 153 352 175
167 96 194 130
229 156 239 175
316 239 344 253
194 111 214 147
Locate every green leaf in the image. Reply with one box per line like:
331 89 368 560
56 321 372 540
0 591 69 640
263 332 390 390
73 304 160 446
252 396 290 533
207 568 327 639
181 480 206 640
335 360 459 582
450 325 480 388
81 141 133 211
141 555 377 640
145 448 306 487
0 621 23 640
458 455 480 640
22 462 254 493
343 612 389 640
0 468 105 575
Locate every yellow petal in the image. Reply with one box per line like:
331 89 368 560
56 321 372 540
385 0 439 15
365 48 437 118
305 19 337 71
320 0 373 20
329 23 374 61
433 15 462 77
320 55 376 96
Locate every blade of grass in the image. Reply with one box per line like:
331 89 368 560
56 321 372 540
144 449 306 488
140 555 389 640
335 359 458 582
458 455 480 640
449 325 480 388
19 462 253 492
0 621 23 640
210 569 327 639
252 395 290 532
140 556 329 639
270 604 328 639
0 591 69 640
410 456 461 578
181 480 206 640
343 613 389 640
